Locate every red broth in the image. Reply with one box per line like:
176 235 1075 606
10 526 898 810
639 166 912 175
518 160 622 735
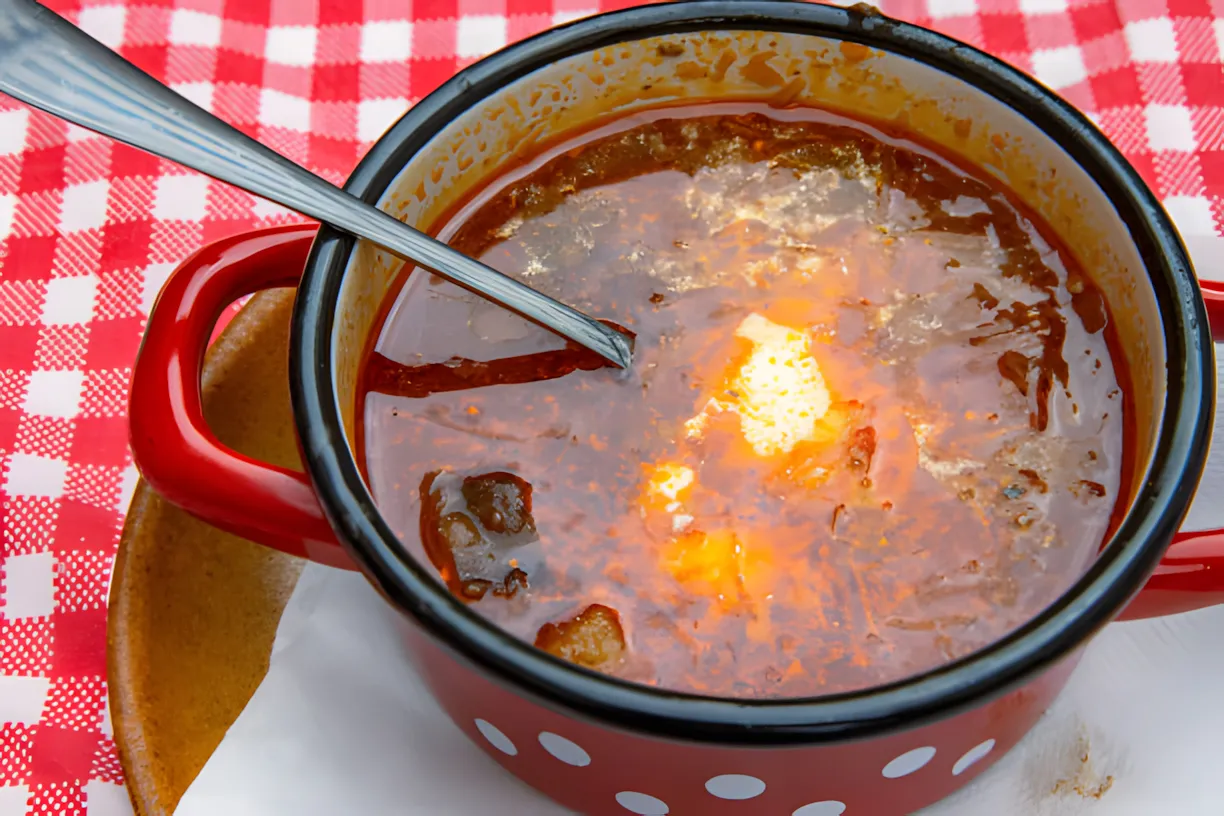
359 102 1128 699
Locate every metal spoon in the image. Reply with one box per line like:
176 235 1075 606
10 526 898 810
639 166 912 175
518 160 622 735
0 0 632 369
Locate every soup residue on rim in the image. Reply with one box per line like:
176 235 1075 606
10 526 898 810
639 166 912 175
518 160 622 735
359 101 1128 699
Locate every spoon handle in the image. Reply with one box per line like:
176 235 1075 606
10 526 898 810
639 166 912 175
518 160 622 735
0 0 632 369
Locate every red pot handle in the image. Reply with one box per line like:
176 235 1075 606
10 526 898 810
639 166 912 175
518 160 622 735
129 224 354 569
1120 280 1224 619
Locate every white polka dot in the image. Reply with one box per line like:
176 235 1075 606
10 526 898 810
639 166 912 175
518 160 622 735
882 746 936 778
705 774 766 800
538 732 591 766
616 791 669 815
474 719 517 755
952 738 996 775
793 802 847 816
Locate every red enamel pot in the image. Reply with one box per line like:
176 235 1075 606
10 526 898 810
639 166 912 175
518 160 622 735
130 3 1224 814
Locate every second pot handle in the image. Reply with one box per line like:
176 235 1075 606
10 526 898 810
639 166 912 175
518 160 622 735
1120 280 1224 619
129 224 353 569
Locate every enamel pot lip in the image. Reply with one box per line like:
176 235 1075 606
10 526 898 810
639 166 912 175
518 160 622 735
289 0 1212 745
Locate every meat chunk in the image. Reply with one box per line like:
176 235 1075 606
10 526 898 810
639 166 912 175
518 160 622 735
535 604 627 669
461 471 536 534
419 470 535 601
847 426 877 472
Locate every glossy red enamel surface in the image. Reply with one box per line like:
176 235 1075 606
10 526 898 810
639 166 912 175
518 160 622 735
128 224 352 568
402 620 1077 816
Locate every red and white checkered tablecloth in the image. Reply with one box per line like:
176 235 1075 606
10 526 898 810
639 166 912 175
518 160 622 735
0 0 1219 813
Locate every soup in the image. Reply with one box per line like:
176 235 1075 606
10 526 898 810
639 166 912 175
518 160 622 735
359 102 1127 699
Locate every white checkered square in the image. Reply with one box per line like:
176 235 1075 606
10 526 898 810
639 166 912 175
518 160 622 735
0 676 49 724
77 5 127 49
153 174 211 221
139 261 176 315
99 689 114 737
1166 195 1217 237
251 196 292 220
1146 104 1197 151
552 8 596 25
1019 0 1067 13
0 108 29 157
360 21 414 62
82 780 133 816
21 370 85 419
58 180 111 233
1213 19 1224 61
116 463 140 513
4 452 69 498
926 0 978 19
40 274 99 325
357 98 408 142
260 89 312 132
457 15 507 58
1126 19 1179 63
172 82 216 111
168 9 223 47
0 786 32 814
2 551 56 619
1032 46 1088 89
266 26 318 66
65 123 101 144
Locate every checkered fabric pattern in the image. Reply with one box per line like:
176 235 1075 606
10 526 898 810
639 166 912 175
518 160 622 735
0 0 1219 813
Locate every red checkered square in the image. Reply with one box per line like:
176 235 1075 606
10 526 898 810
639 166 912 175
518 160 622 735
44 611 106 678
1201 148 1224 191
508 0 555 14
17 148 68 198
215 50 265 85
66 419 129 469
52 501 122 555
313 62 361 101
1183 62 1224 103
1 2 1221 815
3 237 58 281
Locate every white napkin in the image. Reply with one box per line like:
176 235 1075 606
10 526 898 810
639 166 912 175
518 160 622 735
172 348 1224 816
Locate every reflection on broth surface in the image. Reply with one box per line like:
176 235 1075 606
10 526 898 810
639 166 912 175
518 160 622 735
360 102 1126 698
